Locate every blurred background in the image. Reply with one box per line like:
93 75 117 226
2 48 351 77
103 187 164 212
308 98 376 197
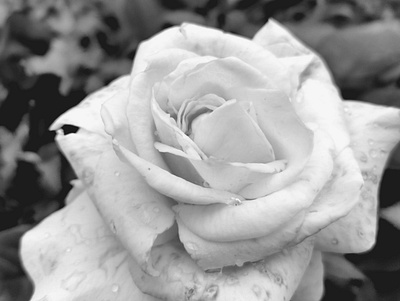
0 0 399 300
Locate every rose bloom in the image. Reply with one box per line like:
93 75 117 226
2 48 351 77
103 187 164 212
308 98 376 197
21 20 400 301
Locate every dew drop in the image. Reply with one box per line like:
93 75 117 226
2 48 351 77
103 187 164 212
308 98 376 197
227 197 242 206
235 259 245 267
202 181 211 188
186 242 198 253
110 221 117 234
61 271 87 291
357 152 368 163
82 168 94 185
368 139 374 146
226 276 239 285
204 285 219 298
65 248 72 253
343 106 349 113
44 232 51 239
331 238 339 245
358 230 365 238
369 149 378 158
114 171 120 177
379 149 387 157
362 172 369 181
112 139 119 146
111 284 120 293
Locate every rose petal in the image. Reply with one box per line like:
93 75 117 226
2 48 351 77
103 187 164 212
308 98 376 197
253 20 317 97
291 250 324 301
167 57 274 109
253 19 312 57
133 23 292 95
127 48 198 169
155 141 287 195
175 130 333 246
155 139 285 187
115 141 245 205
87 148 175 275
101 89 135 151
231 88 314 198
176 211 306 269
294 79 350 153
21 188 160 301
177 93 225 133
253 19 332 83
128 237 315 301
55 130 110 187
190 100 275 164
295 147 363 242
316 101 400 252
50 76 130 136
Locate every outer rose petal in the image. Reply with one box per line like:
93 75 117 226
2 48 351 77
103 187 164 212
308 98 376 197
21 188 160 301
21 188 314 301
315 101 400 252
86 148 175 275
127 238 315 301
254 20 351 155
132 23 293 95
291 250 324 301
53 81 176 276
50 76 130 136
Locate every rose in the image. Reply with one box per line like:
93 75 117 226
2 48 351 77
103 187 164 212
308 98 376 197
21 20 400 301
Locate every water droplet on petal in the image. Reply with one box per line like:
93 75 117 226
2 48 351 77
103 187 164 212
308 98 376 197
111 284 119 293
110 221 117 234
114 171 120 177
358 152 368 163
44 232 51 239
368 139 374 146
204 285 219 298
227 197 242 206
380 149 387 157
358 230 365 238
235 259 245 267
369 149 378 158
65 248 72 253
61 271 87 291
185 242 198 253
226 276 240 285
82 168 94 185
202 181 210 188
331 238 339 245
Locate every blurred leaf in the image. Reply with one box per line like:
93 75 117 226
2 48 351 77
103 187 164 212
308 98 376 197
0 225 33 301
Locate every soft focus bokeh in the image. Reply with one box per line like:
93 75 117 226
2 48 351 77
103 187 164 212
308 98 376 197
0 0 399 300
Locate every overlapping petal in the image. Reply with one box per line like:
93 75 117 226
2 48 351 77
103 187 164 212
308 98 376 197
174 130 334 268
315 101 400 252
21 188 160 301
